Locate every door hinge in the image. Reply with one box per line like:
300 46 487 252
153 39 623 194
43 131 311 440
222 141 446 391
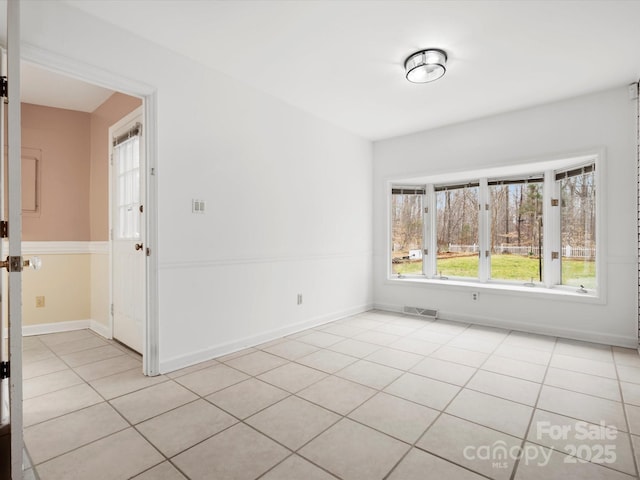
146 247 151 257
110 303 114 316
423 207 428 214
0 77 7 98
551 251 560 259
551 198 559 207
0 221 8 238
423 248 428 255
0 361 9 380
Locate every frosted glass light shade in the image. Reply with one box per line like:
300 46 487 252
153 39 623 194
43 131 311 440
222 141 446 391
405 49 447 83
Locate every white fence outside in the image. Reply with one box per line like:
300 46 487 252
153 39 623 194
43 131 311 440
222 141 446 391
446 244 595 259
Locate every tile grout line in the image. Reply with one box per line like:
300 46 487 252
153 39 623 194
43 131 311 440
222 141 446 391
253 452 341 480
508 335 558 480
612 351 640 479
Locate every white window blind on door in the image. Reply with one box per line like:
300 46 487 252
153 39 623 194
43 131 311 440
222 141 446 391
113 123 142 240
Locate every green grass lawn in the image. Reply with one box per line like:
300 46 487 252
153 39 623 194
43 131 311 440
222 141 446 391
394 254 595 287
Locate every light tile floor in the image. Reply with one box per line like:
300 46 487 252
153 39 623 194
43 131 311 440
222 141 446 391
21 310 640 479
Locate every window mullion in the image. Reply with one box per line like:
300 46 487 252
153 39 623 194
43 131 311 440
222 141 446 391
478 178 490 281
544 170 560 286
421 191 427 276
425 184 437 277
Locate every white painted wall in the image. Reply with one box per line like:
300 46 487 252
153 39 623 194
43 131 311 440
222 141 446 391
20 2 373 371
374 87 638 347
18 2 635 368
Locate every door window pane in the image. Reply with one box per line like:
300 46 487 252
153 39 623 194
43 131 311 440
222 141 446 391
114 136 141 239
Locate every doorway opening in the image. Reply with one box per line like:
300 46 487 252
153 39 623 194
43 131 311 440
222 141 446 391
18 61 145 355
15 61 146 476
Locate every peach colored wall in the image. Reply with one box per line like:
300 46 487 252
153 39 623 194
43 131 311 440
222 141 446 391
20 93 140 328
21 103 91 240
90 92 142 241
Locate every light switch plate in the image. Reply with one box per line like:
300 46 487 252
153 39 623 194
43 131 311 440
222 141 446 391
192 199 206 214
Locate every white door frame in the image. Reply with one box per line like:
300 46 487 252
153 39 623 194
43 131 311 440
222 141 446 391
20 45 160 375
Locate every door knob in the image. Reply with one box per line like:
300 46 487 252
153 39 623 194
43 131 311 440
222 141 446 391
25 256 42 270
135 243 144 251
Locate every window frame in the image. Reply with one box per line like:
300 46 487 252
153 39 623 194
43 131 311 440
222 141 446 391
386 152 603 301
390 186 426 276
432 181 482 281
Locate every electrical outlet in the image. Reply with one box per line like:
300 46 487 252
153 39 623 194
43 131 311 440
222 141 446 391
36 296 45 308
297 294 303 305
471 292 479 301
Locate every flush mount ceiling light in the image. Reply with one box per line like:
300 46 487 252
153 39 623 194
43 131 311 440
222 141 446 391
404 49 447 83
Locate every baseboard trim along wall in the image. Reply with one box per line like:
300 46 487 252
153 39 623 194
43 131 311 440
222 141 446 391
373 303 637 349
158 303 373 374
10 304 373 373
16 319 111 339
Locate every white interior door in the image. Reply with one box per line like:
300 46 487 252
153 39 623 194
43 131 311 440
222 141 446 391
0 1 23 479
111 108 145 354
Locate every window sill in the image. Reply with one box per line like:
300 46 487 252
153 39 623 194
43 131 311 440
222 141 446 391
386 275 603 304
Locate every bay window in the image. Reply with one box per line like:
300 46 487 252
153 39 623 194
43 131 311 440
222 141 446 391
389 156 598 294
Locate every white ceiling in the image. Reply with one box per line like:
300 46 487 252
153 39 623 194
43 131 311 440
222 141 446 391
63 0 640 140
21 61 114 113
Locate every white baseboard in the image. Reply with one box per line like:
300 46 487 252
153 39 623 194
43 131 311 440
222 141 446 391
373 303 638 348
372 303 403 314
159 303 373 374
22 319 91 336
18 319 111 339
